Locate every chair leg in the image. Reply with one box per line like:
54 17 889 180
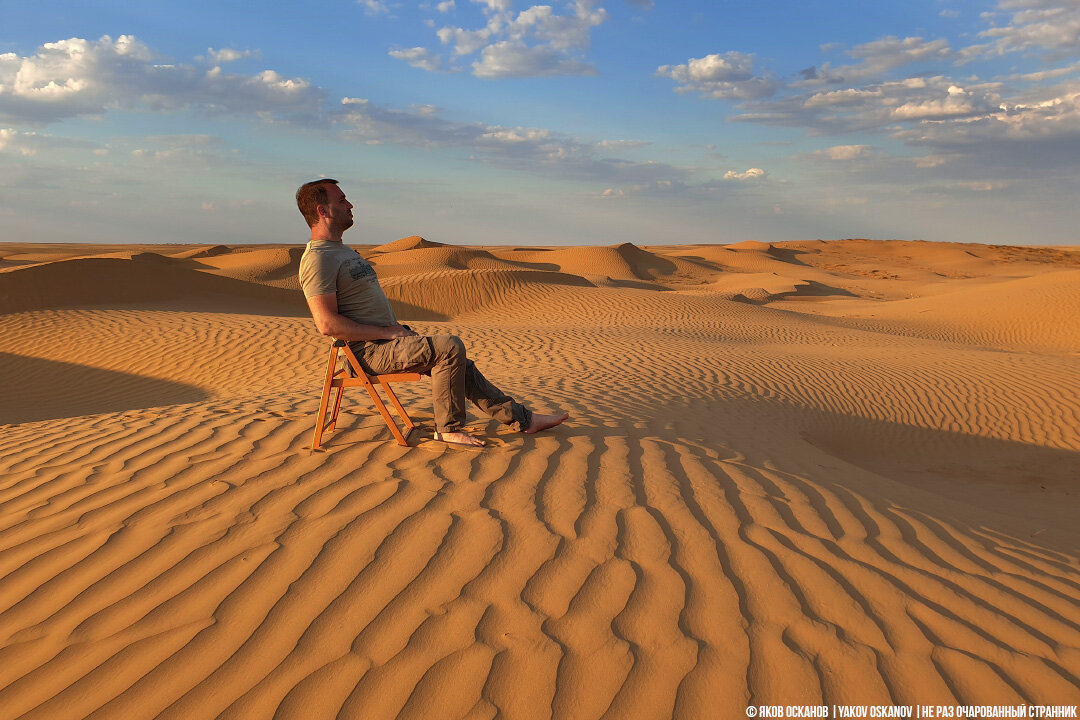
381 382 416 430
312 346 340 450
364 384 412 446
328 384 345 432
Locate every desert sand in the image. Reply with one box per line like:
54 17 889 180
1 237 1078 718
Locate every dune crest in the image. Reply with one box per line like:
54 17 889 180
373 235 444 253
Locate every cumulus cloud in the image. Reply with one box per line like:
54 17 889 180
392 0 608 77
0 35 321 125
656 52 780 99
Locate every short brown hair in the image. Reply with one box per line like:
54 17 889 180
296 178 339 228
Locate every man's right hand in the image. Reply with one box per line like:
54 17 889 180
383 324 418 339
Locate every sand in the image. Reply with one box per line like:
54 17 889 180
1 238 1078 718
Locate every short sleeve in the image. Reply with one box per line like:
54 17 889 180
299 249 339 298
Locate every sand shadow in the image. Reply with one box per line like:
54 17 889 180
794 279 858 297
0 352 209 424
0 256 308 317
388 300 451 322
767 246 815 267
790 407 1080 552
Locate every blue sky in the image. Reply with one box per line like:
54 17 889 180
1 0 1078 246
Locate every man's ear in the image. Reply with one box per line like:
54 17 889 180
315 203 329 221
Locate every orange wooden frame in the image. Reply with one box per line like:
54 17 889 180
311 339 425 449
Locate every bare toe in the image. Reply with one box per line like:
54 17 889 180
524 412 569 434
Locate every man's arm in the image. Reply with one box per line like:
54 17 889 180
306 293 417 341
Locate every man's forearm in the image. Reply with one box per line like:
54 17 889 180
318 313 411 341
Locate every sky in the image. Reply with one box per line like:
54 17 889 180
1 0 1078 247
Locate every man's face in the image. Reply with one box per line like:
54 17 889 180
322 184 354 231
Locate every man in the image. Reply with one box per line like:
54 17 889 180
296 178 568 447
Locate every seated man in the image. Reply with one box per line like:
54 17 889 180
296 178 568 447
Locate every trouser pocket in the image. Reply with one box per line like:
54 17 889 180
361 336 436 375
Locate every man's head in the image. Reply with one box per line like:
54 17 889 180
296 178 353 233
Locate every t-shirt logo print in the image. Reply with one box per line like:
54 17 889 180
347 257 377 281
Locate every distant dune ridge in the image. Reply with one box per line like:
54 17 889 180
1 238 1079 718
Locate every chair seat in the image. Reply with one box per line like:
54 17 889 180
311 340 427 449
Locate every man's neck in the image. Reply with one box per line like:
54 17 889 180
309 226 344 243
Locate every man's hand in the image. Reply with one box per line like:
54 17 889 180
383 324 418 339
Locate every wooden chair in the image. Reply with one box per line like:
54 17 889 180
311 340 425 449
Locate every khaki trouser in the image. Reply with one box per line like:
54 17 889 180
353 334 531 434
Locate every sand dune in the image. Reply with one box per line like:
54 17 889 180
382 268 594 321
196 247 306 290
370 245 527 277
492 242 712 284
373 235 445 253
1 238 1078 718
0 255 304 314
816 269 1080 354
703 272 810 302
169 245 233 260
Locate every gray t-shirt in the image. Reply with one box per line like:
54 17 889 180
299 239 397 327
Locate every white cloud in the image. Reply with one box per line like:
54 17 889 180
722 167 767 181
979 1 1080 56
896 85 1080 145
206 48 258 63
843 36 953 78
0 126 105 157
949 181 1009 191
389 47 446 71
436 0 456 11
338 96 687 184
1012 58 1080 81
358 0 391 14
913 155 948 168
734 76 1002 133
127 134 242 166
680 3 1079 186
0 35 321 125
393 0 608 77
819 145 872 160
0 127 28 154
795 36 953 87
656 52 780 99
473 40 596 77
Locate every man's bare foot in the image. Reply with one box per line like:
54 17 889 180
523 412 570 434
434 430 486 447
